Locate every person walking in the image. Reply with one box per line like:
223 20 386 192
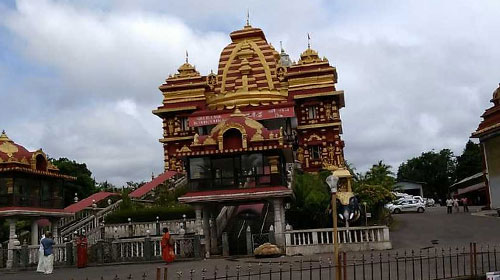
462 197 469 213
160 228 175 264
41 231 55 274
36 233 46 273
453 198 460 213
446 198 453 214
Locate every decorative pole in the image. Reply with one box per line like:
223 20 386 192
326 174 340 280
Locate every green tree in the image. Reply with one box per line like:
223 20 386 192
352 161 395 224
50 157 97 206
455 140 482 182
286 171 331 229
397 149 456 199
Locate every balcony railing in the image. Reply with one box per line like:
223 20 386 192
188 173 285 192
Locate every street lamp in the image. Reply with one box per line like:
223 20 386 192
326 174 340 280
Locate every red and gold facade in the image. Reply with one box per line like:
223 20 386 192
0 130 75 212
154 24 346 174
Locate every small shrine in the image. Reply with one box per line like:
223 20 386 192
153 23 348 255
0 130 74 267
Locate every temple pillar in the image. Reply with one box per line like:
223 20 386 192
194 205 203 235
31 219 39 245
6 218 17 268
51 218 60 243
272 199 285 247
202 208 211 258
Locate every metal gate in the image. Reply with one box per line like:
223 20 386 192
252 232 271 250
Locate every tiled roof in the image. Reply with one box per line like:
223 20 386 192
128 171 178 198
64 191 118 213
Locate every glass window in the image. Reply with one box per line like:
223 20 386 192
309 146 321 160
241 154 263 176
180 117 189 131
189 158 211 179
307 106 318 119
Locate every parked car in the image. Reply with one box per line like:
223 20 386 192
385 199 426 214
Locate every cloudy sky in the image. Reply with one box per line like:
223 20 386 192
1 0 499 186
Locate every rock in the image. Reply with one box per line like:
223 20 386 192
254 243 281 258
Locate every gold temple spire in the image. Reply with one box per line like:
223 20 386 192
185 50 189 64
0 130 10 142
245 9 250 27
307 33 311 49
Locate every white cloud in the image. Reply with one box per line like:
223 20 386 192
1 0 500 184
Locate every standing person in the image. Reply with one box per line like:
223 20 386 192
453 198 460 213
446 198 453 214
41 231 55 274
462 197 469 213
161 228 175 264
36 233 46 273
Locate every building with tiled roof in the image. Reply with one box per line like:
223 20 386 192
0 130 75 268
472 83 500 209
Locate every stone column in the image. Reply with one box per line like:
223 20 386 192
6 218 17 268
202 208 211 258
273 199 285 246
195 205 203 235
210 214 218 255
31 219 39 245
51 218 60 243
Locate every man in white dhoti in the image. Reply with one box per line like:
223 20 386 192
36 234 46 273
41 231 55 274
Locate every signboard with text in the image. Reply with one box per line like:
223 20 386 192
188 107 295 127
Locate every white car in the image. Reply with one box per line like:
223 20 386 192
385 199 426 214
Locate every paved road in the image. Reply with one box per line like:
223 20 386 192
390 206 500 250
2 206 500 280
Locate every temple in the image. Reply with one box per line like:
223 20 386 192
0 130 75 267
472 83 500 209
153 24 347 255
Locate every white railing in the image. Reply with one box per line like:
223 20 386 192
112 235 196 260
24 244 68 265
105 219 197 239
60 199 122 243
284 226 392 255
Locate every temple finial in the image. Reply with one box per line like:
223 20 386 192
185 50 189 64
307 33 311 49
280 41 283 52
246 9 250 26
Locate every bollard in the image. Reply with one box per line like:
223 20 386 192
164 267 168 280
245 226 252 256
156 267 161 280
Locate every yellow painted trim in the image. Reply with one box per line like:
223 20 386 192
297 122 342 130
153 106 197 115
159 136 194 143
293 91 344 100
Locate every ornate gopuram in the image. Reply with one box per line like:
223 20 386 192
0 131 74 267
153 23 347 255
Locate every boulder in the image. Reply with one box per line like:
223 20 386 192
254 243 281 258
